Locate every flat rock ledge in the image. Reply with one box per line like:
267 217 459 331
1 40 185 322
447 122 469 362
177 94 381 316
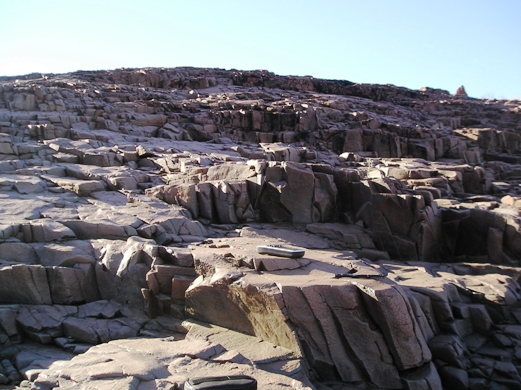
26 319 312 390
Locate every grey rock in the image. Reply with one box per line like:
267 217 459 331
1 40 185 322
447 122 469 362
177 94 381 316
31 323 312 389
0 242 37 264
77 300 122 319
429 334 467 369
401 362 443 390
63 317 139 344
46 265 100 304
16 305 77 338
36 240 95 267
468 304 493 332
0 265 51 304
61 219 136 240
438 364 469 390
0 307 19 339
357 282 432 370
25 220 75 242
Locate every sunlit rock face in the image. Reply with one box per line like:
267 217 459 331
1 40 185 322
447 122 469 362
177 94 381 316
0 67 521 389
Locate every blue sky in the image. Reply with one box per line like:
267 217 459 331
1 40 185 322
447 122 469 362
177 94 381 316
1 0 520 99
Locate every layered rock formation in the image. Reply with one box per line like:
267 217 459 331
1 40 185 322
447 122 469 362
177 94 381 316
0 67 520 389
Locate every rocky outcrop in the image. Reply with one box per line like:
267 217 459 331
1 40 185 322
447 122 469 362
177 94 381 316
0 67 521 389
185 229 521 389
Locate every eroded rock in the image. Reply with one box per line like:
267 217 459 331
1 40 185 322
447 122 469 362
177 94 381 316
0 67 520 389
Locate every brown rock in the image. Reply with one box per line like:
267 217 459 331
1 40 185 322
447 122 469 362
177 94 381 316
280 162 316 223
171 275 196 304
46 265 100 304
455 85 468 97
357 282 431 370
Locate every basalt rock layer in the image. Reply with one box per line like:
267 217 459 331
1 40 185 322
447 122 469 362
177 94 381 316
0 67 520 389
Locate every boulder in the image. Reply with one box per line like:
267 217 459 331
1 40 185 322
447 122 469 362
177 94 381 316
171 275 196 304
401 362 443 390
196 182 214 220
150 264 196 294
161 183 198 218
428 334 467 369
158 246 194 267
313 175 338 223
206 163 256 181
94 238 154 307
155 216 207 239
0 307 20 343
437 364 469 390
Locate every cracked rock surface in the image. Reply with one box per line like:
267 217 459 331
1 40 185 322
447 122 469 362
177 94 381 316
0 67 521 389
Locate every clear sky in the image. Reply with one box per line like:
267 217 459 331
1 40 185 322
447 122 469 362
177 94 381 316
1 0 520 99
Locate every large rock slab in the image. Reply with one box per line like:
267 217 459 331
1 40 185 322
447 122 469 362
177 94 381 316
15 345 75 383
240 225 330 249
186 268 300 354
16 305 77 342
31 321 313 389
356 281 432 370
36 240 95 267
0 242 37 264
0 174 45 194
61 219 137 240
62 317 139 344
0 195 48 221
24 220 76 242
43 176 106 196
0 265 51 305
290 283 402 387
46 265 100 304
265 162 316 223
186 236 433 386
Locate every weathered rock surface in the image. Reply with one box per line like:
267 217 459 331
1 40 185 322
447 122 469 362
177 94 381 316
0 67 520 389
29 320 312 390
